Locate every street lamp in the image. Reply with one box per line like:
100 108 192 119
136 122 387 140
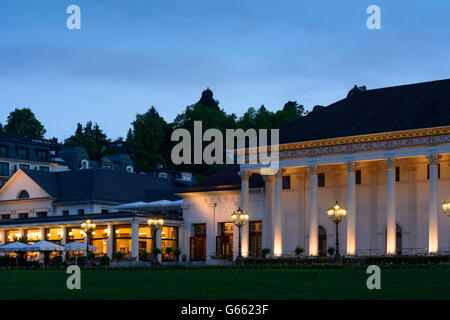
147 218 164 263
327 201 347 261
231 207 249 264
443 200 450 218
81 219 96 266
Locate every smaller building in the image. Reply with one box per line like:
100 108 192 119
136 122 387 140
0 168 183 261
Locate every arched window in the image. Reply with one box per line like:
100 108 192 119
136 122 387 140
17 190 30 199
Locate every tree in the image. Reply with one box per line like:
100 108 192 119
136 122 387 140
4 108 46 138
128 107 169 171
309 105 326 113
272 101 305 128
197 87 219 109
64 121 110 160
347 85 367 98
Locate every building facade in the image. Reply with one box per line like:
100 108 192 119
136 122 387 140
180 79 450 260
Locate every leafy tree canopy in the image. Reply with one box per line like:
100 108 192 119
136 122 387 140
347 85 367 98
4 108 46 138
64 121 110 160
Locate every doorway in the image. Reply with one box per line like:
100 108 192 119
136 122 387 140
318 226 327 256
190 223 206 261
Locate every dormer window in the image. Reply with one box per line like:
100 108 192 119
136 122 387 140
17 190 30 199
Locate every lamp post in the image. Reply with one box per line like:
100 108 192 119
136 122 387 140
147 218 164 264
327 201 347 261
442 200 450 218
231 207 249 264
81 219 96 266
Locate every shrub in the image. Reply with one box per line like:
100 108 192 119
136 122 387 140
262 248 270 258
142 250 149 261
174 248 181 261
87 252 96 261
295 246 305 256
113 252 124 261
51 256 63 267
153 248 162 255
166 247 173 255
77 256 87 267
365 255 448 265
327 246 336 256
100 255 110 266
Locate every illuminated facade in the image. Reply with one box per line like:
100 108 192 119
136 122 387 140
180 79 450 260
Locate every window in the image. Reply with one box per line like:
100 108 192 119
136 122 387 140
318 173 325 187
101 209 109 214
67 227 84 242
1 214 11 220
114 225 132 258
190 223 206 261
77 209 85 215
16 147 28 159
36 150 48 162
138 225 153 260
46 228 63 244
282 176 291 190
62 210 69 216
25 229 41 244
38 166 50 172
0 162 9 177
355 170 362 185
395 167 400 182
427 164 441 179
0 145 8 157
37 211 47 218
161 226 178 261
91 225 108 256
17 190 30 199
6 230 20 243
18 212 29 219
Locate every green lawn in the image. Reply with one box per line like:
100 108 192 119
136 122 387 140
0 268 448 300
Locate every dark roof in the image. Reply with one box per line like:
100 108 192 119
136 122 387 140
279 78 450 144
19 169 180 203
0 131 60 147
0 210 182 226
180 165 264 193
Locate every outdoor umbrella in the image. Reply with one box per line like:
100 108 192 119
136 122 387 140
27 240 65 268
0 241 32 267
65 241 96 265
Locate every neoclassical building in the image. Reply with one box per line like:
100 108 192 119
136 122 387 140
180 79 450 260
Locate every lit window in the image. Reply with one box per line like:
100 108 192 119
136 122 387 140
17 190 30 199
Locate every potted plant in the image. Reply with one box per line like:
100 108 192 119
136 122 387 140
166 247 173 261
328 246 336 256
142 250 149 261
113 251 123 261
262 248 270 258
174 248 181 262
152 248 162 265
295 246 305 257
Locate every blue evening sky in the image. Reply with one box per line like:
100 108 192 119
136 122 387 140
0 0 449 140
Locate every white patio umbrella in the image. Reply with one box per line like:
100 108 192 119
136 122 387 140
113 201 149 210
65 241 96 252
0 241 32 268
27 240 65 252
27 240 64 268
65 242 97 265
0 241 31 252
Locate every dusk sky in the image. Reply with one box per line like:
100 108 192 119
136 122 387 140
0 0 449 140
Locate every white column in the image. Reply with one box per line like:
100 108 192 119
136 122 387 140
206 202 216 259
272 169 284 256
107 224 114 259
385 158 397 255
39 227 45 241
368 166 378 254
0 230 5 244
181 204 190 261
61 226 67 261
427 154 440 254
131 221 139 260
308 165 318 256
238 171 251 257
407 164 418 252
262 175 274 252
156 228 162 262
346 162 356 255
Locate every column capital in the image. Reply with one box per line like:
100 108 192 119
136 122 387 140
426 154 441 166
237 171 252 181
307 165 318 175
345 161 357 173
274 168 285 179
384 158 397 169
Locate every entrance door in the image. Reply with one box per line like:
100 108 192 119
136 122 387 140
249 221 262 258
318 226 327 256
216 222 234 261
190 224 206 261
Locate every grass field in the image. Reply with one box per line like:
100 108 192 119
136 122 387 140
0 268 448 300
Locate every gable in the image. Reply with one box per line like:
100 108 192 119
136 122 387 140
0 170 52 201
